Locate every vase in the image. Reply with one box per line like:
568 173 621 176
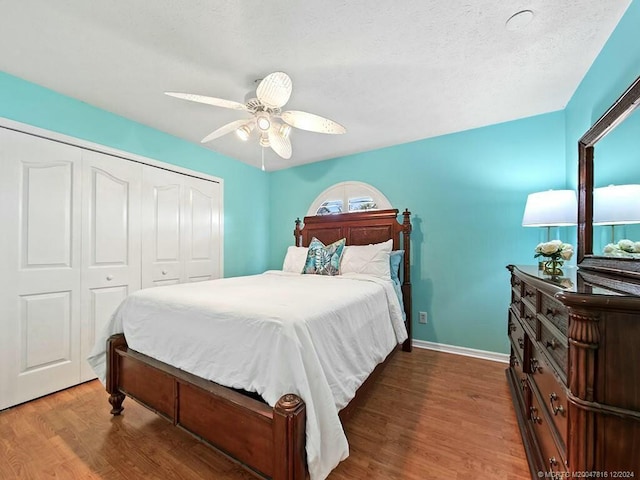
543 258 563 276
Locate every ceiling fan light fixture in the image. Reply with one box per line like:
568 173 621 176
235 124 253 141
279 123 292 139
256 114 271 132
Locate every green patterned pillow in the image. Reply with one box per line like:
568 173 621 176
303 237 346 276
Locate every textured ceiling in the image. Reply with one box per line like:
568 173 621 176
0 1 632 171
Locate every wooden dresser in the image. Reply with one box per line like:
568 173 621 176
506 265 640 479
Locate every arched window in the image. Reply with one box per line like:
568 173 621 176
306 181 392 216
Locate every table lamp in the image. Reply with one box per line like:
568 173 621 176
522 190 577 241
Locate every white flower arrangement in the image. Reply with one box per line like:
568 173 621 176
534 240 574 261
603 239 640 258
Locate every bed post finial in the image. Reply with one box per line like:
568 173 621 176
294 218 302 246
402 209 411 229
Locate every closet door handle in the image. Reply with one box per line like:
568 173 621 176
106 275 113 281
161 270 168 275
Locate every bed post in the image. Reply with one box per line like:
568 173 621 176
273 394 307 480
401 209 412 352
106 333 126 415
294 218 302 246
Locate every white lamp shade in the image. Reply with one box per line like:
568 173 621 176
593 184 640 225
522 190 577 227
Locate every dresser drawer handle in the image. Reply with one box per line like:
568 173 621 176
508 321 517 333
546 307 560 318
524 314 535 323
517 337 525 350
549 392 565 416
545 338 559 350
529 406 541 424
524 290 535 299
548 457 564 479
530 358 541 374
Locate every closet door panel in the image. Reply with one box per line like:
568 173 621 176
183 176 222 282
0 128 82 410
20 292 72 370
80 151 141 381
23 163 73 267
142 166 183 288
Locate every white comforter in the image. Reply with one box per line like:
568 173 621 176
88 271 407 480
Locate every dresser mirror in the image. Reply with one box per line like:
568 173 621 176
578 75 640 278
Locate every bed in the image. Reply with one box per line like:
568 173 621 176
94 208 412 480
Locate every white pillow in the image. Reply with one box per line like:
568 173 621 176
340 239 393 279
282 246 309 273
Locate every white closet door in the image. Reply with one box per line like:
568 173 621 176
79 151 142 381
183 176 221 282
141 166 184 288
0 129 82 410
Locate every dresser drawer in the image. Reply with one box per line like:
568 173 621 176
529 387 567 477
539 321 568 375
529 354 567 449
540 294 568 335
508 311 527 364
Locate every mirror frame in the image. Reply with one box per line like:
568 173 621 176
578 75 640 278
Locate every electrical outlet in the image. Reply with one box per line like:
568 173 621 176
419 311 427 324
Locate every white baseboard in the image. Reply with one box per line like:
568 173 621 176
412 339 509 364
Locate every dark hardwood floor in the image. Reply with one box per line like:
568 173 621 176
0 348 530 479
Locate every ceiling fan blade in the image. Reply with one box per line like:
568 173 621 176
256 72 292 109
281 110 346 134
165 92 247 111
268 126 292 159
201 119 251 143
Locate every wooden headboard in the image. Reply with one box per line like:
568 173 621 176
294 208 413 352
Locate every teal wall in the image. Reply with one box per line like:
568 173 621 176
268 111 566 353
564 0 640 253
0 71 269 278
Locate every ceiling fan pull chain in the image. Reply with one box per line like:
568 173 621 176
261 147 265 171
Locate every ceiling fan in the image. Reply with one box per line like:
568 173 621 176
165 72 346 162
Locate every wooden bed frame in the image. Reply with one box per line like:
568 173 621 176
106 208 412 480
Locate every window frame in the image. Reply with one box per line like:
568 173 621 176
306 181 392 217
